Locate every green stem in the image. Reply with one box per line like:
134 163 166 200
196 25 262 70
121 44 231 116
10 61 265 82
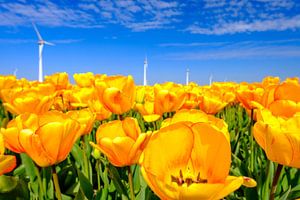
52 166 62 200
127 166 135 200
96 159 101 191
270 164 283 200
34 164 45 200
250 109 254 174
81 137 90 180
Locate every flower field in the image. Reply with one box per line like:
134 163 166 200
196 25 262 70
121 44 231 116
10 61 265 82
0 72 300 200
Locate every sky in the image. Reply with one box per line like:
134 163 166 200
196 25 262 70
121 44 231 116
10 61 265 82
0 0 300 85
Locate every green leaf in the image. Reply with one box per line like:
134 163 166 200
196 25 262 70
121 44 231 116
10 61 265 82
0 175 18 193
107 165 128 197
279 186 291 200
77 169 94 200
74 188 86 200
20 153 36 181
71 143 84 167
0 177 29 199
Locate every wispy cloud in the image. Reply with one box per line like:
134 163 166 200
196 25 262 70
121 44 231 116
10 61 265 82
0 38 82 44
188 0 300 34
162 39 300 60
0 0 184 31
186 15 300 35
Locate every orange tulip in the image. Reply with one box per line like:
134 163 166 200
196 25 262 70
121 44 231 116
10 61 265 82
88 100 112 121
0 75 16 100
0 133 16 175
73 72 95 87
44 72 71 91
140 122 256 200
153 82 186 115
95 75 135 114
1 87 55 115
90 117 150 167
254 109 300 168
1 111 83 167
260 82 300 118
67 108 95 135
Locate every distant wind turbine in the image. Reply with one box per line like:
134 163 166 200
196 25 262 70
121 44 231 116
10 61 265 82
143 56 148 86
13 68 18 76
186 68 189 85
209 74 213 86
32 23 54 82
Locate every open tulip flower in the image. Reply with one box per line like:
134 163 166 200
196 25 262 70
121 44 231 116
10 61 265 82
140 122 256 200
0 133 16 175
1 86 55 115
90 117 151 167
153 82 186 115
260 82 300 118
1 111 83 167
66 108 95 135
95 75 136 114
254 109 300 168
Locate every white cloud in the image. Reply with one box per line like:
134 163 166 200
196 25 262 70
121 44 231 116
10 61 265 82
186 15 300 34
162 39 300 60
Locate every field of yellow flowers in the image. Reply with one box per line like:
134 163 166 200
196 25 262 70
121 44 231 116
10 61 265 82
0 72 299 200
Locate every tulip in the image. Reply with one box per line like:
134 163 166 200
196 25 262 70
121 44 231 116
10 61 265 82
0 75 16 100
153 82 186 115
135 101 161 122
140 122 256 199
1 85 55 115
260 82 300 118
0 133 16 175
73 72 95 87
67 109 95 135
1 111 83 167
95 75 135 114
45 72 71 91
90 117 150 167
253 109 300 168
88 100 112 121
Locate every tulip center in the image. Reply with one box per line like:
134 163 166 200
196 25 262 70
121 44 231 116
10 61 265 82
171 169 207 186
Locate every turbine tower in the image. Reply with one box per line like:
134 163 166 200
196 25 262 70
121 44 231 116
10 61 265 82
32 23 54 82
186 68 190 85
209 74 213 86
143 56 148 86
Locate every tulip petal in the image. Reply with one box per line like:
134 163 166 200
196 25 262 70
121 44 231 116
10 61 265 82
191 123 231 183
142 122 194 181
0 155 16 175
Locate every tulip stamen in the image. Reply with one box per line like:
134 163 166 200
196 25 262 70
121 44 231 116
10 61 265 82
171 170 207 186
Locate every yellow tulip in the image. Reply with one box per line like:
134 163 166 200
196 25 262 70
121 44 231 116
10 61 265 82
135 101 161 122
0 75 16 100
260 82 300 118
140 122 256 200
254 109 300 168
73 72 95 87
67 109 95 135
95 75 135 114
44 72 71 91
1 87 55 115
162 109 229 136
90 117 150 167
0 133 16 175
154 83 186 115
88 100 112 121
1 111 83 167
198 94 227 115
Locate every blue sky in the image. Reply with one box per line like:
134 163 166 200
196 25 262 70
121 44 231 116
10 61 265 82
0 0 300 85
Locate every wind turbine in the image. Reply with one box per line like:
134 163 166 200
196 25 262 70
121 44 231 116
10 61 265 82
209 74 213 86
13 68 18 76
32 23 54 82
186 68 190 85
143 56 148 86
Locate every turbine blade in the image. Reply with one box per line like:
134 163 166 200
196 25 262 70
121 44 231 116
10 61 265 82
32 22 43 41
44 41 55 46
